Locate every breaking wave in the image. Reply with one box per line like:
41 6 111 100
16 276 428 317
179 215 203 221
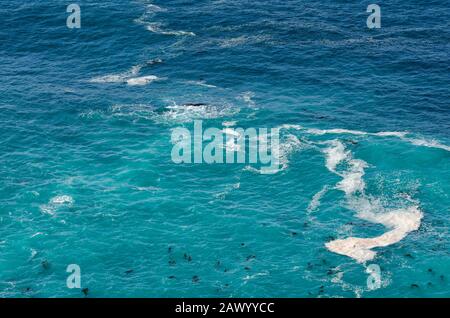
89 60 163 86
40 195 74 216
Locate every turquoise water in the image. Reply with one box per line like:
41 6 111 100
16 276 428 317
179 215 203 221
0 0 449 297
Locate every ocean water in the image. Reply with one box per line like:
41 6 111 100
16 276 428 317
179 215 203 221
0 0 449 298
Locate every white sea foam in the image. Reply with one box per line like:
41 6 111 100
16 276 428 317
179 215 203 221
155 103 239 124
222 127 241 138
40 195 74 215
126 75 161 86
326 205 423 263
322 141 423 262
213 182 241 200
330 269 364 298
145 4 167 13
374 131 408 138
148 58 163 65
146 23 195 36
403 137 450 152
243 271 270 281
50 195 74 204
244 133 303 174
307 127 410 139
219 35 272 48
134 186 161 192
307 127 449 152
109 103 155 121
89 74 127 84
238 91 256 107
222 128 243 152
323 140 367 195
243 165 263 174
307 185 329 213
323 140 348 173
133 2 167 28
186 80 217 88
279 124 303 131
222 121 237 127
278 134 303 171
30 249 38 259
336 159 368 196
89 64 142 84
308 128 368 136
280 125 404 138
89 61 163 86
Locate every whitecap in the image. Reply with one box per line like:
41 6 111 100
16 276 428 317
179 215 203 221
134 186 161 192
306 127 449 152
185 80 217 88
238 91 256 107
322 140 368 195
217 127 243 152
402 137 450 152
155 103 239 124
243 271 269 281
336 159 368 196
323 140 349 173
40 195 74 215
126 75 161 86
27 248 38 261
308 128 368 136
89 64 143 84
146 23 195 36
222 127 241 138
279 124 303 131
39 205 55 216
133 2 167 27
50 195 74 204
307 185 329 213
278 134 303 171
373 131 408 138
88 74 127 84
109 103 155 121
145 4 167 13
147 58 163 65
244 133 303 174
212 182 241 200
307 127 409 138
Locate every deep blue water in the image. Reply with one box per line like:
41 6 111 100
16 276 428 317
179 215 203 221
0 0 449 297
